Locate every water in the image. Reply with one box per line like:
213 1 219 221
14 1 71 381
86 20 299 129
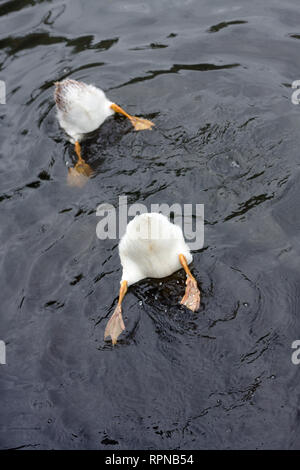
1 0 300 450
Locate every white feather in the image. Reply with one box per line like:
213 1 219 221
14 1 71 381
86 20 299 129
119 213 193 286
55 80 114 143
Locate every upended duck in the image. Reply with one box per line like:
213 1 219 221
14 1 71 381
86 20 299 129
105 212 201 345
54 79 154 186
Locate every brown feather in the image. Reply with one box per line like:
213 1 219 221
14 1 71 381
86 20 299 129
54 79 85 112
54 81 67 112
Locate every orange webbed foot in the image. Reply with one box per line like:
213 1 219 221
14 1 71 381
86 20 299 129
129 116 155 131
67 141 94 187
104 304 125 345
110 103 154 131
180 276 201 312
67 162 93 187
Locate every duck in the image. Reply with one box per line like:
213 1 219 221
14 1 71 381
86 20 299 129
104 212 200 345
54 79 154 186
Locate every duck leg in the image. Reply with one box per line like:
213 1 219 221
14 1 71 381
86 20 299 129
74 141 93 177
179 254 200 312
110 103 154 131
104 280 128 345
67 141 93 186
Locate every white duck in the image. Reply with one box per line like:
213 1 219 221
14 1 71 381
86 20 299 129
54 79 154 185
105 212 200 345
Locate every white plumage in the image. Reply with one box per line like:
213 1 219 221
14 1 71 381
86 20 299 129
119 212 193 286
104 212 200 345
54 79 154 185
55 79 114 143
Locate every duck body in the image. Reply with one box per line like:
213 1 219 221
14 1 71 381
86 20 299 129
105 212 200 344
54 78 154 186
119 212 192 286
54 79 114 143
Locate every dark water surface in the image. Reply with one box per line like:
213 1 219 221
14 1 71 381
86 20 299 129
1 0 300 450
